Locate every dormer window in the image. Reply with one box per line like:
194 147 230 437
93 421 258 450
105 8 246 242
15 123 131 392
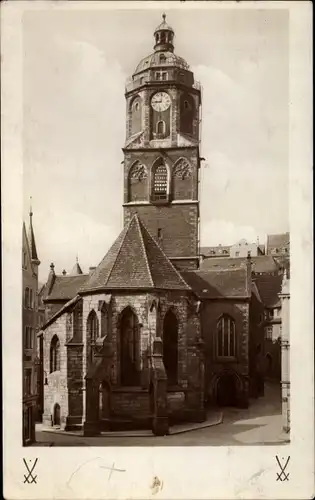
159 54 166 64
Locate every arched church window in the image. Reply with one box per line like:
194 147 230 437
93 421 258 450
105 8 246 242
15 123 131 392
50 335 60 373
87 310 99 343
134 102 139 111
120 307 140 386
152 161 168 201
163 309 178 385
217 315 236 358
184 100 189 109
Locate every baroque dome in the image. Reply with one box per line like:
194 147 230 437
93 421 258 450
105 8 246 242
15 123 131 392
134 51 190 76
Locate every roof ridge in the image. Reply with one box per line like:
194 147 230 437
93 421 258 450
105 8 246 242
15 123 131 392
135 215 154 287
105 219 132 287
139 221 191 290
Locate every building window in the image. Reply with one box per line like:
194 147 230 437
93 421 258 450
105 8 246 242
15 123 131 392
100 304 108 338
152 162 168 201
265 326 273 340
24 369 32 396
50 335 60 373
29 289 33 309
24 288 29 308
159 54 166 64
161 72 167 81
120 307 140 386
163 309 178 385
184 100 189 109
235 252 240 257
155 71 168 81
217 315 236 358
25 327 33 349
155 72 161 81
156 120 166 135
87 310 99 343
134 101 139 111
269 309 274 319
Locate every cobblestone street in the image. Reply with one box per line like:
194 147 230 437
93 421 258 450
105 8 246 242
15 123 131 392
33 382 288 447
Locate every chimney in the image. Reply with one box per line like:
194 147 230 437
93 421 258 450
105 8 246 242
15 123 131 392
89 266 96 275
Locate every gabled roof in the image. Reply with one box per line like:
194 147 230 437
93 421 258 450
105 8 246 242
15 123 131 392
42 295 82 330
253 274 283 308
181 268 250 299
80 214 190 293
44 274 88 301
200 255 279 274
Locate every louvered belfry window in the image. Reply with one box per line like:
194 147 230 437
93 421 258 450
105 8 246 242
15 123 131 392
153 163 168 201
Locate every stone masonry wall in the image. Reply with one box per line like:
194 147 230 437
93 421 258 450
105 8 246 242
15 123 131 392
201 300 250 402
43 315 68 428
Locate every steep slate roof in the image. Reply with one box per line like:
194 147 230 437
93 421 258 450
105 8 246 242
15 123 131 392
266 232 290 253
28 220 39 261
181 268 250 299
80 214 190 292
45 274 88 301
253 274 283 308
200 255 279 274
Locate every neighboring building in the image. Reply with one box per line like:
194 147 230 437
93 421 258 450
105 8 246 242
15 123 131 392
279 270 290 433
22 209 40 445
266 232 290 256
254 273 283 380
200 239 265 260
200 255 281 275
200 245 231 259
39 15 266 436
230 239 265 258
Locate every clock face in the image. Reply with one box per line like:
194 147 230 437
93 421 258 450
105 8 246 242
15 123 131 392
151 92 171 112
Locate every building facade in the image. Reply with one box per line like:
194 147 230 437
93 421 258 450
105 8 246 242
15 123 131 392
279 270 290 433
22 210 40 445
39 15 266 436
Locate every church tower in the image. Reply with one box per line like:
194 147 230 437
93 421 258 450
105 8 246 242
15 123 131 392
123 14 202 271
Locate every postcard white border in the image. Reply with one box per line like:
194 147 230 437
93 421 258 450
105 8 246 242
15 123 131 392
2 1 314 499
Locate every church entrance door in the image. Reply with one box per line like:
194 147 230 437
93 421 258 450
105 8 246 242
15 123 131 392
53 403 61 426
216 374 237 407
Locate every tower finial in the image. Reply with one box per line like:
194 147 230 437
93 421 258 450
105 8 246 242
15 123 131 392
29 196 33 218
76 254 78 264
162 12 166 22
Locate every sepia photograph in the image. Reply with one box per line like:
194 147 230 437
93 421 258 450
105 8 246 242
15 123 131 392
22 6 291 447
2 1 313 499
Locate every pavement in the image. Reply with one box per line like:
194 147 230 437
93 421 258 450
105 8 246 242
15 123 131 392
33 382 289 447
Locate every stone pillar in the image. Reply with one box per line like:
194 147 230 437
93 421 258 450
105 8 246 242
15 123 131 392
83 379 100 436
279 271 290 433
149 338 169 436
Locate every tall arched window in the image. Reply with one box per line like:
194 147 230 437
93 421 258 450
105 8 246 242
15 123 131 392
29 289 33 309
217 315 236 358
50 335 60 373
152 160 168 202
163 309 178 385
87 310 99 343
120 307 140 386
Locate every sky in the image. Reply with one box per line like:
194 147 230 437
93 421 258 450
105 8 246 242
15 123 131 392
22 7 289 282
